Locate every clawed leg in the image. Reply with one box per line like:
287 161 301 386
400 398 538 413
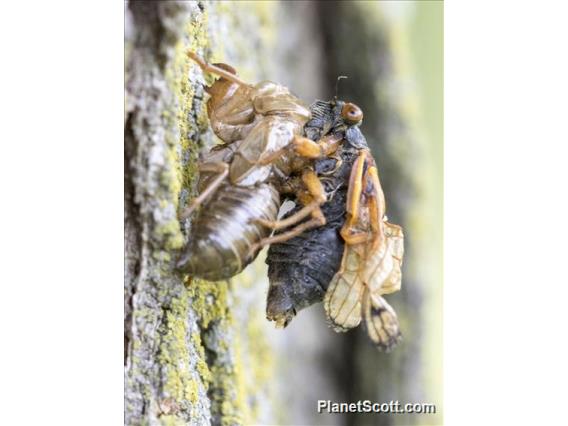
255 169 326 231
248 215 325 256
249 170 327 255
187 51 252 89
254 202 320 230
179 162 229 220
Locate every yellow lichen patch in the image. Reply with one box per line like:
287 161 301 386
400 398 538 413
157 289 193 405
176 13 211 198
158 414 186 426
240 298 275 423
231 335 251 425
191 331 212 386
209 360 246 426
246 316 274 385
186 279 230 330
159 11 214 255
184 378 199 405
155 219 184 251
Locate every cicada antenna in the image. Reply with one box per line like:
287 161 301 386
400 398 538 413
334 75 348 103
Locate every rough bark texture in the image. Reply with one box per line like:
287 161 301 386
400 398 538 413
125 2 442 425
125 2 283 425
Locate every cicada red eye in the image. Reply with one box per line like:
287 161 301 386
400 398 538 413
341 103 363 124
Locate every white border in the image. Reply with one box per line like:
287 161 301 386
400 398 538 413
1 1 568 425
446 2 568 424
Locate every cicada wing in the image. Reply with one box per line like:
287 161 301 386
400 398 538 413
323 247 364 332
382 222 404 294
363 222 404 296
363 293 402 352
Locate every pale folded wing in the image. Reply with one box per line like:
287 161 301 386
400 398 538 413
364 221 404 296
363 293 402 351
324 221 404 337
323 247 364 332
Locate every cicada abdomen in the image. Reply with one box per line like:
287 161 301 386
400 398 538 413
265 182 345 327
177 182 280 281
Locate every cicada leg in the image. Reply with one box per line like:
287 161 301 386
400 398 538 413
254 202 319 231
250 170 327 255
252 216 325 252
255 169 326 229
340 150 384 247
252 132 345 232
179 162 229 220
187 51 252 89
294 133 344 158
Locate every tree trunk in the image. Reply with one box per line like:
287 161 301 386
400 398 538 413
124 2 285 425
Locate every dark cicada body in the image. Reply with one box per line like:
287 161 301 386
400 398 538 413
266 100 368 327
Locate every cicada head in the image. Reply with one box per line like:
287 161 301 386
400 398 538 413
329 100 368 149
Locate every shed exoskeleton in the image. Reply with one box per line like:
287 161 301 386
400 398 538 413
177 53 342 280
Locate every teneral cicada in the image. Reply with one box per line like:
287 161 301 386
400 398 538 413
177 53 344 280
266 99 404 351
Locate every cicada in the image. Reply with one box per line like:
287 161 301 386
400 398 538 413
266 99 404 351
177 53 343 280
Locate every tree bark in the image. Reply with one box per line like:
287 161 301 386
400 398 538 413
124 2 285 425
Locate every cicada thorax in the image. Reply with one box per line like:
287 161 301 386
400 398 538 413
227 82 311 186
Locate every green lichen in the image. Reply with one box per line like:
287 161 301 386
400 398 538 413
175 12 211 199
185 275 255 425
209 360 246 426
157 9 214 256
186 279 230 330
159 415 186 426
156 289 205 425
239 289 276 423
157 289 192 402
191 331 212 386
155 219 184 251
246 317 274 385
